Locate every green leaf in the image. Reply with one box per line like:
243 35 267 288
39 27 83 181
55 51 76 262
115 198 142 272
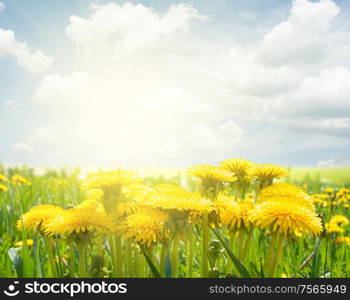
249 262 260 277
140 247 162 278
288 263 308 278
210 227 251 278
8 247 23 277
164 253 172 278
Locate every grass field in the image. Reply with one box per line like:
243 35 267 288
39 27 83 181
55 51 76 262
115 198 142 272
0 161 349 278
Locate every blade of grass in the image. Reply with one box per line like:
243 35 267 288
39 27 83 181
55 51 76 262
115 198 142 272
140 246 162 278
210 227 251 278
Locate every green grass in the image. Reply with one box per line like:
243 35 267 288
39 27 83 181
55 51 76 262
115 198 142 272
287 167 350 186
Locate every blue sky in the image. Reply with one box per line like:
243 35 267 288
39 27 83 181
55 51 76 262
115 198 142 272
1 0 350 168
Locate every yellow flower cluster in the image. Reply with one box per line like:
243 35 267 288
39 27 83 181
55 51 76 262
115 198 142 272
312 188 350 209
0 174 8 183
12 174 31 186
0 183 8 192
17 159 323 250
14 239 34 247
325 215 349 234
0 174 32 192
336 236 350 246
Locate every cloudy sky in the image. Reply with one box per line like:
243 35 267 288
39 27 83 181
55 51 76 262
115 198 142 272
1 0 350 168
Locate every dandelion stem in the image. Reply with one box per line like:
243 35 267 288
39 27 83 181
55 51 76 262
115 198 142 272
115 236 123 277
237 227 246 260
186 228 194 277
126 240 133 277
109 235 118 277
69 241 75 277
78 243 87 277
160 242 168 277
171 234 180 278
34 234 43 277
202 211 209 277
44 236 58 277
240 227 253 261
263 233 277 276
226 232 235 274
135 249 143 278
269 234 284 277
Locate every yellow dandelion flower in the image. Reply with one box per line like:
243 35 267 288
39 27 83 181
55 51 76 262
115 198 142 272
325 222 343 234
77 199 105 213
85 189 104 202
216 193 255 230
336 191 344 199
81 170 141 212
122 183 153 202
250 201 322 237
329 215 349 227
339 188 349 195
116 208 169 247
317 194 328 200
115 202 138 217
258 183 314 210
0 174 8 182
82 170 140 193
17 205 64 231
114 184 153 216
15 239 34 247
188 165 236 200
335 236 350 246
12 174 31 186
188 165 236 184
246 193 254 200
220 158 255 177
140 184 212 213
247 164 288 182
324 188 334 193
45 206 114 236
0 184 8 192
311 196 323 205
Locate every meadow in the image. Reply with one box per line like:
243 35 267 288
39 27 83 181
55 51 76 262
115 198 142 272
0 160 349 278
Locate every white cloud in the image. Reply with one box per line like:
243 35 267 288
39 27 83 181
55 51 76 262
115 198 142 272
317 158 335 167
66 3 206 60
27 0 350 167
0 29 53 74
34 72 92 105
0 2 5 14
260 0 340 66
4 99 21 111
13 142 34 152
26 126 59 145
271 67 350 135
292 67 350 117
13 127 59 153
